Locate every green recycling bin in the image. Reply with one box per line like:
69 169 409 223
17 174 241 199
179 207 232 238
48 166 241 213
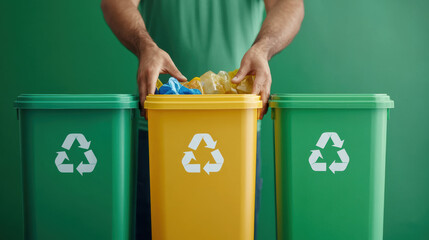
270 94 394 240
15 94 139 240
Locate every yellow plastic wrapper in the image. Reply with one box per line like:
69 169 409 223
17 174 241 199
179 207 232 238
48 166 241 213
156 79 163 90
228 69 239 80
236 75 255 94
181 77 204 94
218 71 237 94
171 69 254 95
200 71 226 94
226 69 254 93
226 69 254 94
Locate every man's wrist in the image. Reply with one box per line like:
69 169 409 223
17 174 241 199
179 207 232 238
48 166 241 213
136 38 157 58
251 40 272 61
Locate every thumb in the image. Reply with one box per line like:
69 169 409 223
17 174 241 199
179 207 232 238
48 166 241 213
165 59 187 82
231 64 250 84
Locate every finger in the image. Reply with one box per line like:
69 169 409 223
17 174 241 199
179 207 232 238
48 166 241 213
137 68 148 118
146 68 160 97
251 71 265 95
231 62 250 84
259 90 270 120
261 72 272 119
139 85 147 118
252 71 270 119
165 57 187 82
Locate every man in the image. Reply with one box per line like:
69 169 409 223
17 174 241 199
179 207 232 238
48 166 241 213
101 0 304 238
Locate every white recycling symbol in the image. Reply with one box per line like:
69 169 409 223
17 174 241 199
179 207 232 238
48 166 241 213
55 133 97 175
182 133 224 175
309 132 349 174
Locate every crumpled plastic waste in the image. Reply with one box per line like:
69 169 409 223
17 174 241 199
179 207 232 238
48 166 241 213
155 69 254 95
156 79 163 90
235 74 254 94
156 77 202 95
228 69 238 81
198 69 254 94
181 77 204 94
218 71 237 94
200 71 225 94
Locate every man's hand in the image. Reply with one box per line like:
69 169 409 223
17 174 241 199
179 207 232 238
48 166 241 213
231 46 271 119
137 44 186 117
101 0 186 117
233 0 304 119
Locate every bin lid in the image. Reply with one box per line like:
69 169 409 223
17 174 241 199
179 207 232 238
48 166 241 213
269 94 394 109
14 94 139 109
144 94 262 110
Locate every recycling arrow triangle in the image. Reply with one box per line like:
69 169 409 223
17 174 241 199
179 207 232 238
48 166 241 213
182 133 224 175
309 132 349 174
55 133 97 175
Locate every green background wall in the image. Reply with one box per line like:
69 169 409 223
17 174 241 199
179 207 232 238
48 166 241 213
1 0 428 239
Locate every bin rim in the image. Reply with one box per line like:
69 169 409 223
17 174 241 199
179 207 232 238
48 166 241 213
144 94 262 110
14 94 139 109
269 93 394 109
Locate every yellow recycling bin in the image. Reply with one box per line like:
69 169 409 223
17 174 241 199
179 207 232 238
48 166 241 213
144 94 262 240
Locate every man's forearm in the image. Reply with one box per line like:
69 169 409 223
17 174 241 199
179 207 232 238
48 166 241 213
255 0 304 60
101 0 186 114
101 0 155 57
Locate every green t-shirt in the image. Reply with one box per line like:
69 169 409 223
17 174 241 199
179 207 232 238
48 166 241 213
139 0 265 130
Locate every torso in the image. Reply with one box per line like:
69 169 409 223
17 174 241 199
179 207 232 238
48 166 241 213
140 0 265 78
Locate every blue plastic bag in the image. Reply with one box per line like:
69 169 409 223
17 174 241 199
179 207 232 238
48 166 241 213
156 77 202 95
